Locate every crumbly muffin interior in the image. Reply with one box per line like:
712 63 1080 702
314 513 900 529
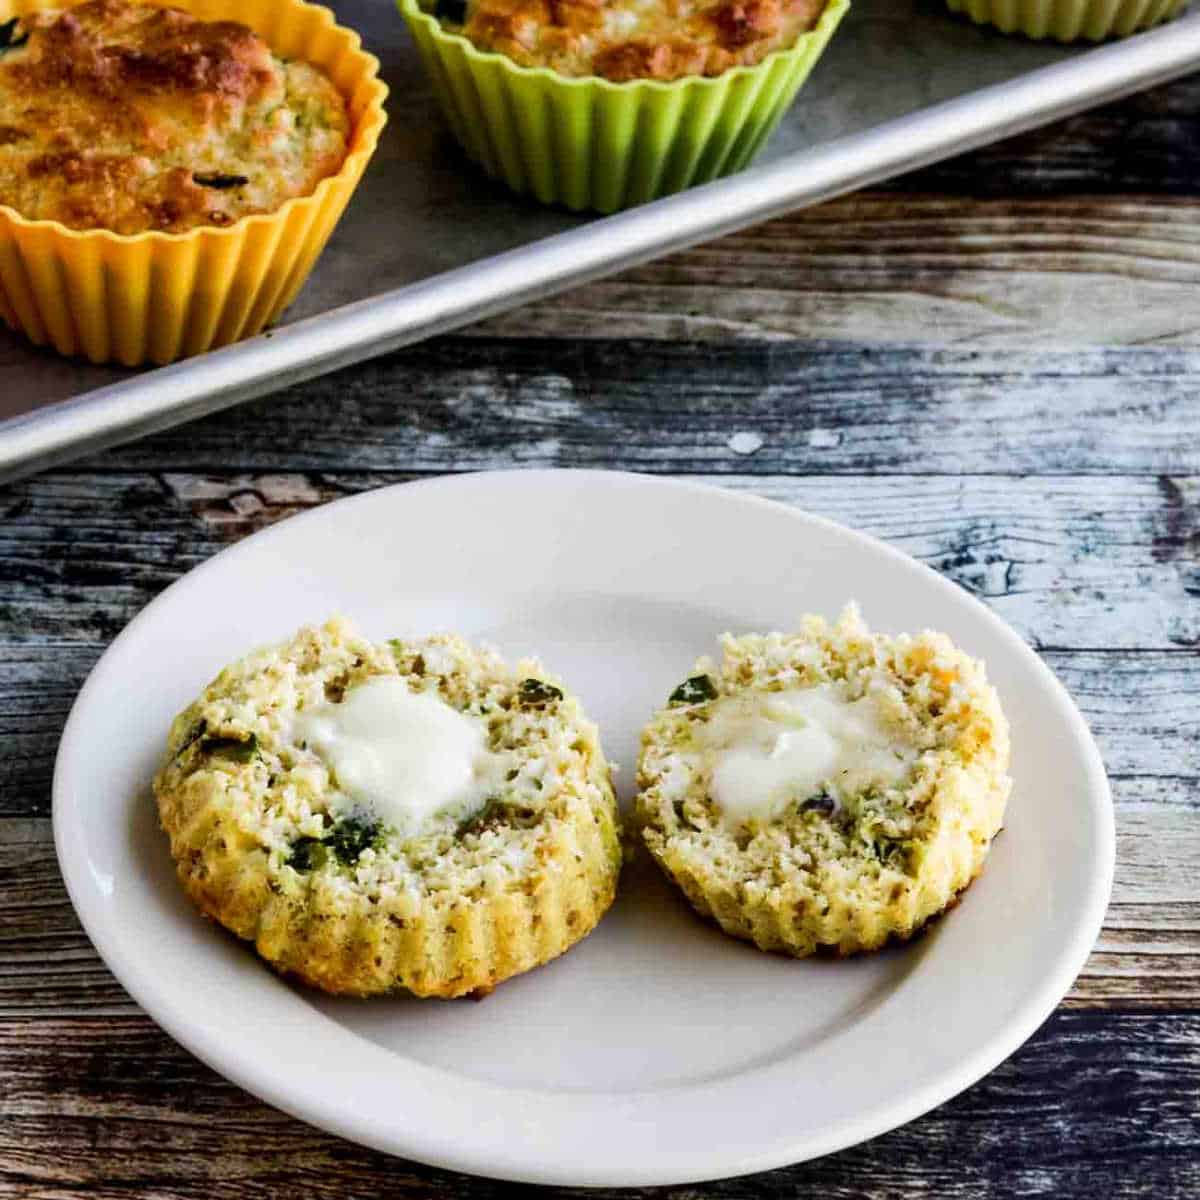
158 621 606 903
635 606 1011 955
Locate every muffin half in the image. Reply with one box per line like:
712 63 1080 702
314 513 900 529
635 606 1011 957
154 619 622 997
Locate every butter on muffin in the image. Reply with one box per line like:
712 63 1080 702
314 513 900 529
635 606 1011 957
0 0 349 233
429 0 827 81
153 619 622 998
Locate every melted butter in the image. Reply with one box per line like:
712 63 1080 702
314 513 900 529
701 684 915 829
295 677 501 833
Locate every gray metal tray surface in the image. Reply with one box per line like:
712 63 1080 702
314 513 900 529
2 0 1199 481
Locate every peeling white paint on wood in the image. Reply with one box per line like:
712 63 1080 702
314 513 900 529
4 472 1197 650
76 341 1200 476
471 196 1200 348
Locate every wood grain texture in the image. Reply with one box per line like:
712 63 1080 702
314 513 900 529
74 339 1200 476
473 196 1200 348
0 1011 1197 1197
468 78 1200 352
900 75 1200 198
3 471 1198 649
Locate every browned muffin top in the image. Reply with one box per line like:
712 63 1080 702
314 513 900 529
427 0 826 82
0 1 349 233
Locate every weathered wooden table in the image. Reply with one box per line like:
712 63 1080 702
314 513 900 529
3 71 1199 1197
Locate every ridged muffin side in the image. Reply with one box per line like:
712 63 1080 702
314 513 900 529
635 606 1011 957
154 619 622 998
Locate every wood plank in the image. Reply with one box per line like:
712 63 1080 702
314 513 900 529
5 471 1200 650
1051 652 1200 778
472 196 1200 348
0 472 222 643
2 646 101 817
901 76 1200 197
0 1011 1196 1196
76 341 1200 476
3 779 1196 1015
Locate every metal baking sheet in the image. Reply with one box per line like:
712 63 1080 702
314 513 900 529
3 0 1200 481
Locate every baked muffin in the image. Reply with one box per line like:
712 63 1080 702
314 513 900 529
432 0 828 82
154 619 622 998
0 0 349 233
635 606 1011 957
397 0 848 212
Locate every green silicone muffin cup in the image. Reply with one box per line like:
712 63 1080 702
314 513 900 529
945 0 1187 40
398 0 849 213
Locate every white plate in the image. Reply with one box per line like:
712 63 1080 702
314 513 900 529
54 470 1114 1187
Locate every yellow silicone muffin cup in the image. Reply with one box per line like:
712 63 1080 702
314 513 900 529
946 0 1187 39
0 0 387 365
398 0 849 213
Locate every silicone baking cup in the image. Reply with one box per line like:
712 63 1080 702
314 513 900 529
398 0 849 213
946 0 1187 40
0 0 387 365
